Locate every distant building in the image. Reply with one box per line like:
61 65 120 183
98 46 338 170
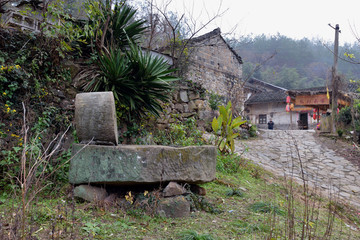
244 78 293 129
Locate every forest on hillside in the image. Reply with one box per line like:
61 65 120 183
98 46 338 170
230 34 360 90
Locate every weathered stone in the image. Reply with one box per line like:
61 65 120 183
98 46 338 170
73 185 108 202
104 194 117 205
189 91 200 100
190 184 206 196
180 112 196 118
163 182 186 197
75 92 118 145
156 118 168 124
169 118 176 123
183 104 189 113
69 144 217 185
199 110 215 122
188 101 197 112
174 103 184 112
179 91 189 103
156 124 167 130
0 139 6 149
157 196 190 218
194 100 205 110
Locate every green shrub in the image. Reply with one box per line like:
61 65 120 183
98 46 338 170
337 129 344 137
248 124 258 137
231 220 270 234
225 188 245 197
177 230 216 240
216 153 246 174
208 92 224 111
249 201 285 216
152 118 205 146
212 101 246 154
337 106 352 125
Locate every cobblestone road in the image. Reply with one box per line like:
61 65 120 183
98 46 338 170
236 130 360 209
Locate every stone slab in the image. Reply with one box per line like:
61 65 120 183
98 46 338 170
69 144 217 185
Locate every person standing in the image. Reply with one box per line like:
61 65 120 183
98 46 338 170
268 120 274 130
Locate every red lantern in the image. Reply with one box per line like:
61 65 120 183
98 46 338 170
313 113 316 120
286 96 291 103
313 108 317 113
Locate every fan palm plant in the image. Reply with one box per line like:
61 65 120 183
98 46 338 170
79 1 179 119
83 44 178 118
84 0 146 52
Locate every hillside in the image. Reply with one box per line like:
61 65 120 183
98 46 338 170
230 34 360 89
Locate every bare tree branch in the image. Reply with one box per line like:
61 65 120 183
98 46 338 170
323 43 360 65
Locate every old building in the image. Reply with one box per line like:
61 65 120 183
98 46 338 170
244 78 292 129
184 28 244 109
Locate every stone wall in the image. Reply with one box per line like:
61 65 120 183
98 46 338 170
156 82 216 131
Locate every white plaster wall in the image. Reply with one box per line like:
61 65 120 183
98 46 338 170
246 102 297 129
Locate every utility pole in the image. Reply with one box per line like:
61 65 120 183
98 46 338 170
329 24 340 134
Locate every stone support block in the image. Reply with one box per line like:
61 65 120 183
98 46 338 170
73 185 108 202
157 196 190 218
163 182 187 197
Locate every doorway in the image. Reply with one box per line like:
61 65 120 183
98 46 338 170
298 113 308 129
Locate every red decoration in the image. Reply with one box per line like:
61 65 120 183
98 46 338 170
337 108 339 114
286 96 291 103
313 108 317 113
286 104 290 112
313 113 316 120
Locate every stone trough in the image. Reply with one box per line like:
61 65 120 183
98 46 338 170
70 92 216 186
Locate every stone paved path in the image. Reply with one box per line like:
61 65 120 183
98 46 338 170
235 130 360 209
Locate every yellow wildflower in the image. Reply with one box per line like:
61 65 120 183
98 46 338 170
125 191 134 204
6 107 10 113
15 65 21 69
12 109 16 113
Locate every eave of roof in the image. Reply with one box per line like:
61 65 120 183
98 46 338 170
245 78 287 91
245 90 287 104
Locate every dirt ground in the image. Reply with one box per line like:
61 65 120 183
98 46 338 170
317 133 360 169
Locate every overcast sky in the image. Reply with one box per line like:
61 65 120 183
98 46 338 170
159 0 360 45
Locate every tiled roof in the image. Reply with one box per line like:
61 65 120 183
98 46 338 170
245 90 287 104
190 28 243 64
245 78 287 92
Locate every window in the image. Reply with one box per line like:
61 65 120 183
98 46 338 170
259 114 267 124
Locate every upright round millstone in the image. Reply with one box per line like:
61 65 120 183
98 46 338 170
75 92 118 145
